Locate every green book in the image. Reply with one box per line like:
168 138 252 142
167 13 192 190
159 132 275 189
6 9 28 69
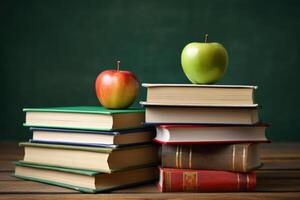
20 142 158 172
23 106 145 131
13 161 158 193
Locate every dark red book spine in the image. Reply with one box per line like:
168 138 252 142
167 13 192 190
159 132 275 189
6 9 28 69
158 167 256 192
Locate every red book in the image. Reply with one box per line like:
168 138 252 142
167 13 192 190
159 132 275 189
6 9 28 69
158 167 256 192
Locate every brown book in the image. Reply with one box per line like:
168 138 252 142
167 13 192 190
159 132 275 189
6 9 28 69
141 104 259 125
161 143 261 172
142 83 257 107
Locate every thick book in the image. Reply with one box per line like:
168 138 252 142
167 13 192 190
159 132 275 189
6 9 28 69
29 127 155 148
19 142 158 172
161 143 261 172
142 105 259 125
158 167 256 192
155 124 268 144
143 83 257 107
14 161 158 193
23 106 145 131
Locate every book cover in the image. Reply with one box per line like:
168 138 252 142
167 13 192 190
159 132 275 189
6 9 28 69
29 126 155 148
29 140 153 148
154 123 270 144
23 106 145 114
19 142 154 152
142 83 258 107
158 167 256 192
158 123 269 128
140 101 258 108
29 126 154 135
20 142 159 172
161 143 262 172
23 106 146 131
144 106 259 125
13 161 157 193
142 83 258 89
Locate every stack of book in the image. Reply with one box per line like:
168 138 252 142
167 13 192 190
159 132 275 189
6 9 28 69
14 106 159 193
141 84 269 192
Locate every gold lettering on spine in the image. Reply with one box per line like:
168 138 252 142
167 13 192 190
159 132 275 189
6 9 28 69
245 144 250 172
179 145 183 168
165 171 172 192
176 146 179 168
183 172 197 192
189 145 192 169
232 145 236 171
237 173 240 191
246 174 249 190
242 144 249 172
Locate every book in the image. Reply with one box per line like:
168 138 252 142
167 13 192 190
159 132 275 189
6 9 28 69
14 161 158 193
141 104 259 125
158 167 256 192
19 142 158 172
29 127 155 148
143 83 257 107
23 106 145 131
155 124 268 144
161 143 261 172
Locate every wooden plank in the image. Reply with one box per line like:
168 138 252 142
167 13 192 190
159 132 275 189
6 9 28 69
1 173 300 194
261 160 300 170
256 179 300 192
0 141 23 160
257 170 300 178
0 192 300 200
0 160 15 172
260 143 300 159
0 172 21 181
0 181 77 194
1 141 300 199
113 183 158 193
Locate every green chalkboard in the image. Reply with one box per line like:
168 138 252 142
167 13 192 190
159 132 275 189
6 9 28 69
1 0 300 141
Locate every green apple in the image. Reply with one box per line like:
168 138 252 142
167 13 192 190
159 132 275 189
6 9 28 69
181 35 228 84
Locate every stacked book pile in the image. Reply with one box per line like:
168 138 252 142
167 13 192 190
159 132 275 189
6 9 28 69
14 106 158 193
141 84 269 192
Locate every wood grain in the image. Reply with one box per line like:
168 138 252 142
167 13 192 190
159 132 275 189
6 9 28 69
0 142 300 199
1 193 300 200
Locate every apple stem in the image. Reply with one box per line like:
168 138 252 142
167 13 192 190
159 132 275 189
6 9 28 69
205 33 208 43
117 60 120 71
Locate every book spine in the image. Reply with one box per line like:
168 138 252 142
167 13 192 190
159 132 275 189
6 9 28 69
159 168 256 192
161 144 258 172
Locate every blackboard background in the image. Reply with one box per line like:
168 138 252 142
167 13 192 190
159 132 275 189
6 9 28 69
1 0 300 141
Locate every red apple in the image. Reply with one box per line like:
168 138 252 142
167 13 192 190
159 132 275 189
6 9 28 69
95 61 139 109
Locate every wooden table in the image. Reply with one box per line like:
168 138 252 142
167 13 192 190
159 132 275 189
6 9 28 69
1 142 300 199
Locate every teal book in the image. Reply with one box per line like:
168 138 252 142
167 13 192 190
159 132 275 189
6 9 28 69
13 161 158 193
23 106 145 131
19 142 158 172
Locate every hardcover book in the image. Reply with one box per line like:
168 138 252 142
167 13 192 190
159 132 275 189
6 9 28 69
14 161 158 193
154 124 268 144
19 142 158 172
158 167 256 192
29 127 155 148
141 104 259 125
142 83 257 107
161 143 261 172
23 106 145 131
